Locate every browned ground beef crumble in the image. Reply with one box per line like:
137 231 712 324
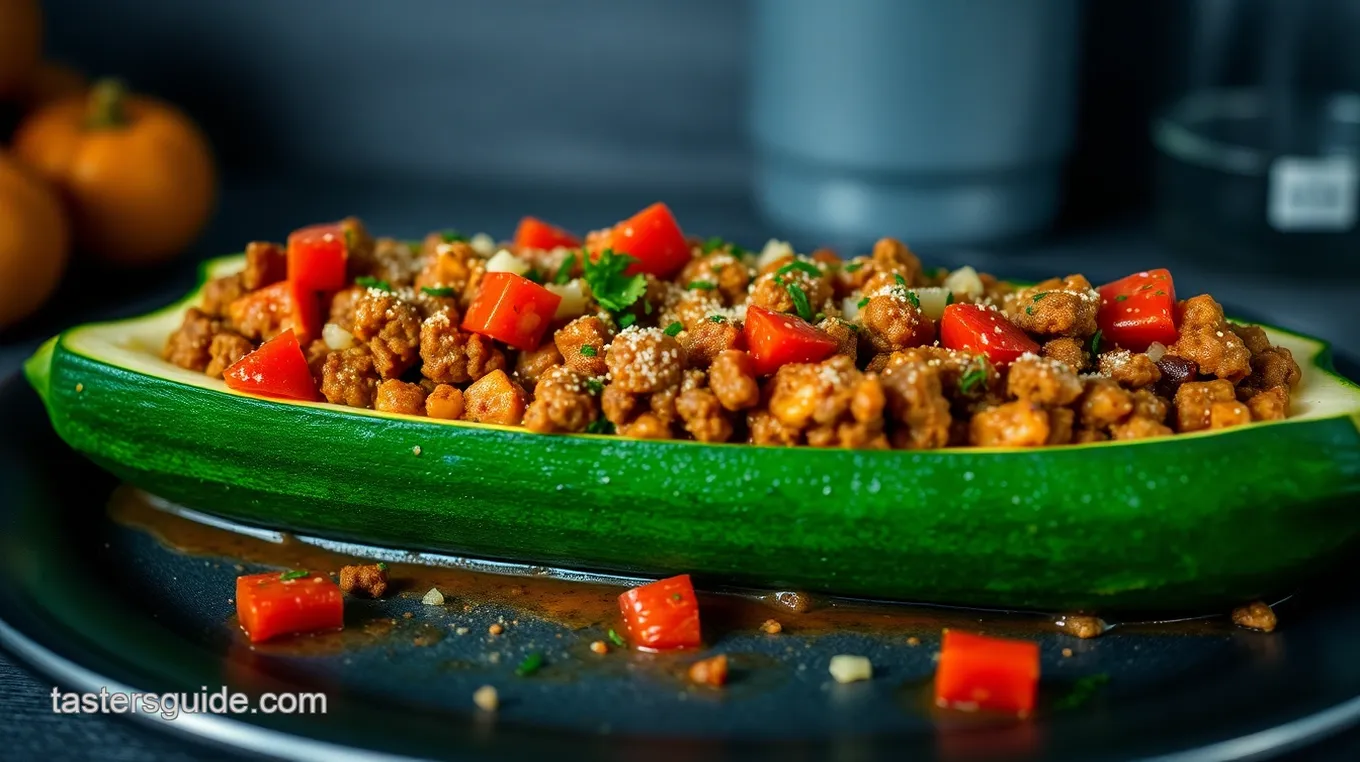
164 220 1302 448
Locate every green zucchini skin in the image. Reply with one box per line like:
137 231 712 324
23 255 1360 613
31 336 1360 613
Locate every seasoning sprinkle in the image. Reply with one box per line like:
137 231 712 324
776 260 822 279
355 276 391 292
585 417 614 434
515 652 544 677
279 569 309 581
1115 295 1129 302
959 367 987 394
785 282 814 321
553 254 576 284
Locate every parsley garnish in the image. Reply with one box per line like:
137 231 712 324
701 236 727 254
1032 293 1048 302
618 313 637 329
786 282 813 321
1115 294 1129 302
1154 290 1166 296
857 296 870 308
343 228 356 251
1139 284 1153 291
776 260 822 279
579 345 597 357
554 253 576 284
585 417 615 434
607 629 627 647
707 315 726 323
688 280 717 291
523 269 544 284
670 593 683 602
945 291 955 306
355 276 391 292
582 248 647 313
813 312 826 322
279 569 309 581
421 286 455 297
440 229 468 243
959 367 988 394
904 290 920 309
1054 674 1110 710
894 273 908 287
843 262 863 273
1089 329 1103 356
515 652 544 677
584 378 604 395
376 562 388 571
1026 306 1035 315
663 321 683 337
405 239 424 252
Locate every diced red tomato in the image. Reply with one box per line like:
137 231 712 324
618 574 702 651
223 330 319 402
288 279 323 343
236 571 344 643
743 305 838 376
1096 268 1178 351
604 202 690 279
461 271 563 351
287 223 349 292
514 216 581 251
939 303 1039 367
934 630 1041 716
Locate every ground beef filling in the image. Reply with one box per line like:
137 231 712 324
164 226 1305 447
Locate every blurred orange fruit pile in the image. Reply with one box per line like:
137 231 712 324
1 0 217 329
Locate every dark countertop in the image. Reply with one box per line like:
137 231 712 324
2 178 1358 761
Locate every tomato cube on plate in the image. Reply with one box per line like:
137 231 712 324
223 330 319 402
235 571 344 643
605 202 690 279
514 216 581 251
287 222 349 292
1095 268 1178 352
934 629 1041 716
743 305 838 376
461 271 563 351
618 573 702 651
939 303 1040 367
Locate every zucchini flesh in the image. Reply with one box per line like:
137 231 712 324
25 256 1360 612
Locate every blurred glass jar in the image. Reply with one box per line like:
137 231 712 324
749 0 1080 248
1154 0 1360 271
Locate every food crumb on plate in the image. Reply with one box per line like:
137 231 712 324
1231 600 1277 632
760 618 783 634
906 636 920 646
1056 614 1107 638
1062 647 1073 657
489 623 504 636
402 612 413 620
411 445 422 456
421 587 444 605
688 654 729 687
590 640 608 655
473 685 498 712
829 654 873 683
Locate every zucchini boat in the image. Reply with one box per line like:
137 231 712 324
25 256 1360 613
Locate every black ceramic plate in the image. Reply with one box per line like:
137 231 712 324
3 364 1360 762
